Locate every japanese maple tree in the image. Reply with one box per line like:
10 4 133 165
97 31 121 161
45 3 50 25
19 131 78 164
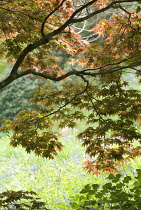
0 0 141 174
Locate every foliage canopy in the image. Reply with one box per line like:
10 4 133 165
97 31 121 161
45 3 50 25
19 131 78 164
0 0 141 173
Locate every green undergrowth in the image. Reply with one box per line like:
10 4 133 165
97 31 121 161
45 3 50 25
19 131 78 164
1 131 141 209
0 131 105 209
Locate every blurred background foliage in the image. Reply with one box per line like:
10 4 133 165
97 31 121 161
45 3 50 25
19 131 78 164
0 73 45 121
0 58 6 75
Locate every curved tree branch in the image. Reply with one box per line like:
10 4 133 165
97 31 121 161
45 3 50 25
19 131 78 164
0 0 140 89
1 58 140 89
72 0 139 23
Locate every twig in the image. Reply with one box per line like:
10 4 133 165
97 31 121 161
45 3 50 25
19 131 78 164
41 0 66 37
34 77 89 124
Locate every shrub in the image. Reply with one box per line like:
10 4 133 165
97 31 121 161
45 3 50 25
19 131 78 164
70 169 141 210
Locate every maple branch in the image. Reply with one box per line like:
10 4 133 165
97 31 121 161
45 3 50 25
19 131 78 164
10 39 50 76
119 5 132 15
0 68 75 89
80 62 141 77
41 0 66 37
86 90 107 123
78 75 107 122
82 56 136 72
72 0 140 23
0 1 98 89
46 0 98 37
1 59 140 89
0 0 140 90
